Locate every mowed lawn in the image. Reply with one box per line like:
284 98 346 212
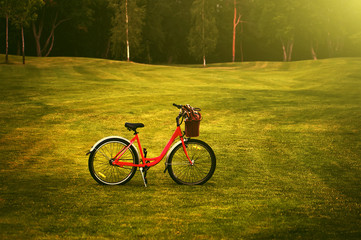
0 55 360 239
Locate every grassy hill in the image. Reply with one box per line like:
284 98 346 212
1 55 360 239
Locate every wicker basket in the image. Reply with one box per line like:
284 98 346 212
185 119 201 137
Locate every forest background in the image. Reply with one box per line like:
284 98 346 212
1 0 361 65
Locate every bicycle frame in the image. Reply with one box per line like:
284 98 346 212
111 125 192 168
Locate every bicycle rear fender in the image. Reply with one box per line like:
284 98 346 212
88 136 140 158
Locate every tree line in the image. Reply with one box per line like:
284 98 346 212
1 0 361 65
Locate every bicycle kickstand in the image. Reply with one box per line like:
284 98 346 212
140 149 149 187
140 167 148 187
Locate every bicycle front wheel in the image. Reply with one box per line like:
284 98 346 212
167 139 216 185
88 138 139 185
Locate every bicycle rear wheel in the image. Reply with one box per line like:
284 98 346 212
167 139 216 185
88 138 139 185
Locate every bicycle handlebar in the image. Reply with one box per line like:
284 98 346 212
173 103 182 109
173 103 201 126
174 103 201 111
174 103 184 126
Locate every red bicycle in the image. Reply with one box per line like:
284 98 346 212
87 104 216 187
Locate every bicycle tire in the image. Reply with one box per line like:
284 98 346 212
167 139 216 185
88 138 139 185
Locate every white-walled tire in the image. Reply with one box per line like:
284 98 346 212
88 138 139 185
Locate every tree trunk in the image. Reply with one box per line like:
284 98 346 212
32 12 70 57
44 33 55 57
232 1 237 62
240 16 245 62
5 13 9 63
103 39 111 59
327 33 334 57
202 0 206 67
282 43 287 62
281 40 294 62
146 41 151 64
311 47 317 60
21 26 25 65
232 0 241 62
42 13 60 57
125 0 130 62
311 42 317 60
287 41 293 61
240 38 244 62
327 35 344 58
17 39 21 56
32 22 43 56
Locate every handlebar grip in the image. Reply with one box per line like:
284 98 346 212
173 103 182 109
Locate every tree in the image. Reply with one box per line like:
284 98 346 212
142 0 170 63
274 1 301 61
125 0 129 61
232 0 248 62
32 0 68 57
162 0 193 64
299 0 330 60
322 0 348 58
296 0 351 60
0 0 12 63
10 0 43 64
32 0 91 57
109 0 145 61
347 0 361 56
76 0 112 58
188 0 218 66
254 0 301 62
232 0 242 62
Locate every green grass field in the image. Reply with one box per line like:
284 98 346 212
1 55 360 239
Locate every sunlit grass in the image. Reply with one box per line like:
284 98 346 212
0 55 360 239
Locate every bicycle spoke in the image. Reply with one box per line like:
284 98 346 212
98 148 112 160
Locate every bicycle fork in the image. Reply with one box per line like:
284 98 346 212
163 138 193 174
